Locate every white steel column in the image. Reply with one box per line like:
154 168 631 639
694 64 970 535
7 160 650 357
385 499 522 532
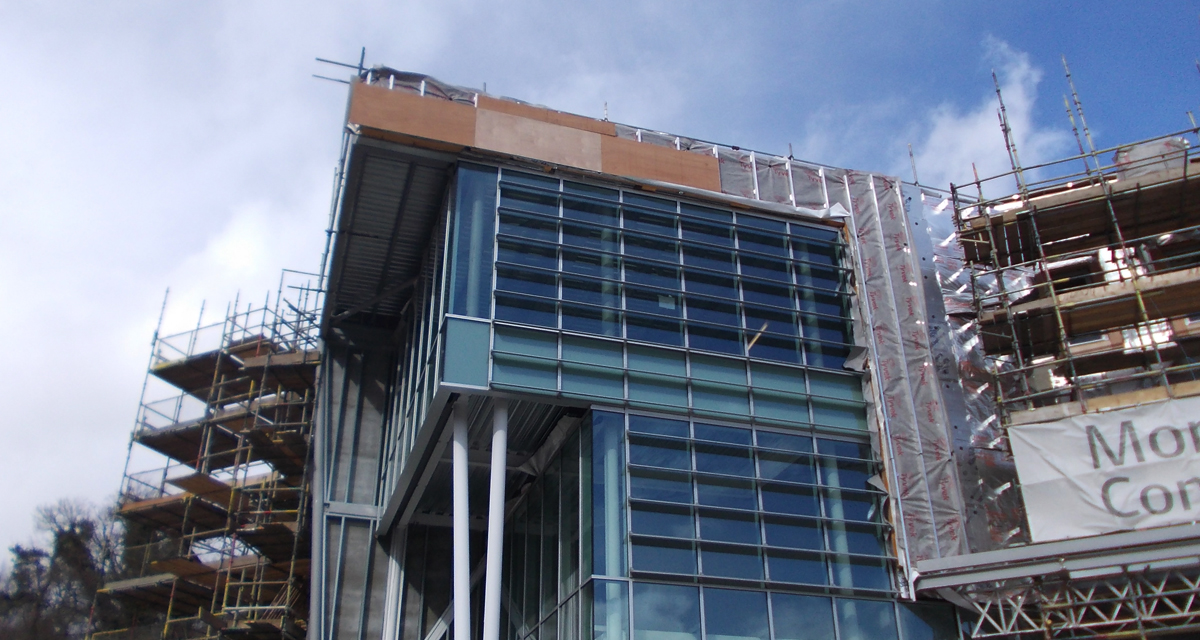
452 402 471 640
481 399 509 640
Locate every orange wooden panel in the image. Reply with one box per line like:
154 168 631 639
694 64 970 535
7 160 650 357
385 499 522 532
477 95 615 137
348 81 476 147
600 136 721 192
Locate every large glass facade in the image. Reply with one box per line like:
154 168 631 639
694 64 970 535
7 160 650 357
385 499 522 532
499 410 959 640
440 165 866 432
429 164 959 640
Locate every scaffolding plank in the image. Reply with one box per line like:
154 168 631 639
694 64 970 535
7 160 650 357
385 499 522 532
169 474 248 511
118 493 230 534
241 350 320 392
99 573 213 611
135 419 241 468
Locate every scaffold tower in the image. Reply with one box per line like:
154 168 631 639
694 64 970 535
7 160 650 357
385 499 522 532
91 271 323 640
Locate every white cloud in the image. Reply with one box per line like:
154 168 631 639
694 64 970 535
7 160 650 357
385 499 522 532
908 36 1071 195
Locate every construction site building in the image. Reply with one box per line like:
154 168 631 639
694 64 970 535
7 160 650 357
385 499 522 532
92 63 1200 640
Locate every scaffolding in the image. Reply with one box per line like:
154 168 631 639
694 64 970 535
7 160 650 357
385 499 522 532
91 270 323 640
945 121 1200 636
952 126 1200 424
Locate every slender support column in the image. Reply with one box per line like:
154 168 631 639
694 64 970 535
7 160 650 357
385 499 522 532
452 402 470 640
481 399 509 640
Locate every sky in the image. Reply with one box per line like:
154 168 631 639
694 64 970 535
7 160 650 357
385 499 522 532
1 1 1198 556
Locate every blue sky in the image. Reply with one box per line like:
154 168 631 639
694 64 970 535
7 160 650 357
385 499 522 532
0 1 1197 554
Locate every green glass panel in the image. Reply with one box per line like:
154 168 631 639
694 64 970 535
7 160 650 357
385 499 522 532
749 362 805 393
812 397 867 431
494 354 557 391
442 317 491 387
808 371 863 401
689 355 746 385
691 382 749 417
495 326 558 358
752 389 808 423
627 345 685 375
563 363 623 399
628 374 687 409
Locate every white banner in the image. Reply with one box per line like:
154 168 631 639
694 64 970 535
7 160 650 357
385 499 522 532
1010 396 1200 543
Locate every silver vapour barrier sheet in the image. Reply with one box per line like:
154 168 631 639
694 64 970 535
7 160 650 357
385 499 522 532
911 189 1027 550
849 174 969 564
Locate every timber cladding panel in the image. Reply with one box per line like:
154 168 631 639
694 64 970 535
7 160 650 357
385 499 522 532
476 95 616 136
349 80 723 193
349 81 477 148
600 136 721 192
475 109 603 172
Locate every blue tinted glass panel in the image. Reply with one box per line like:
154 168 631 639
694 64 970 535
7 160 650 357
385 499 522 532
624 208 677 235
701 546 762 579
702 589 768 640
628 415 689 437
449 164 497 318
758 451 815 484
497 267 556 298
625 234 678 263
632 539 695 574
793 238 841 266
564 181 618 202
761 483 819 517
564 198 618 225
688 326 743 356
563 250 618 279
629 436 690 470
755 431 812 452
694 444 753 477
630 470 692 504
562 278 619 307
693 423 751 445
562 304 620 337
824 489 880 523
680 203 731 224
698 511 759 544
500 211 557 242
741 256 790 282
770 594 834 640
767 551 827 585
564 224 618 251
764 517 822 550
832 554 891 591
626 288 682 317
737 214 786 233
898 604 960 640
495 294 556 328
738 229 788 256
499 240 557 270
836 599 897 640
632 584 700 640
624 193 676 212
630 504 693 538
625 261 679 289
683 246 734 272
742 281 792 308
501 186 558 216
683 270 737 298
696 477 754 509
626 314 683 346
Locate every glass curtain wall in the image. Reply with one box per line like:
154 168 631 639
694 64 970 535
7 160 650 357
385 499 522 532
468 166 866 432
499 410 959 640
